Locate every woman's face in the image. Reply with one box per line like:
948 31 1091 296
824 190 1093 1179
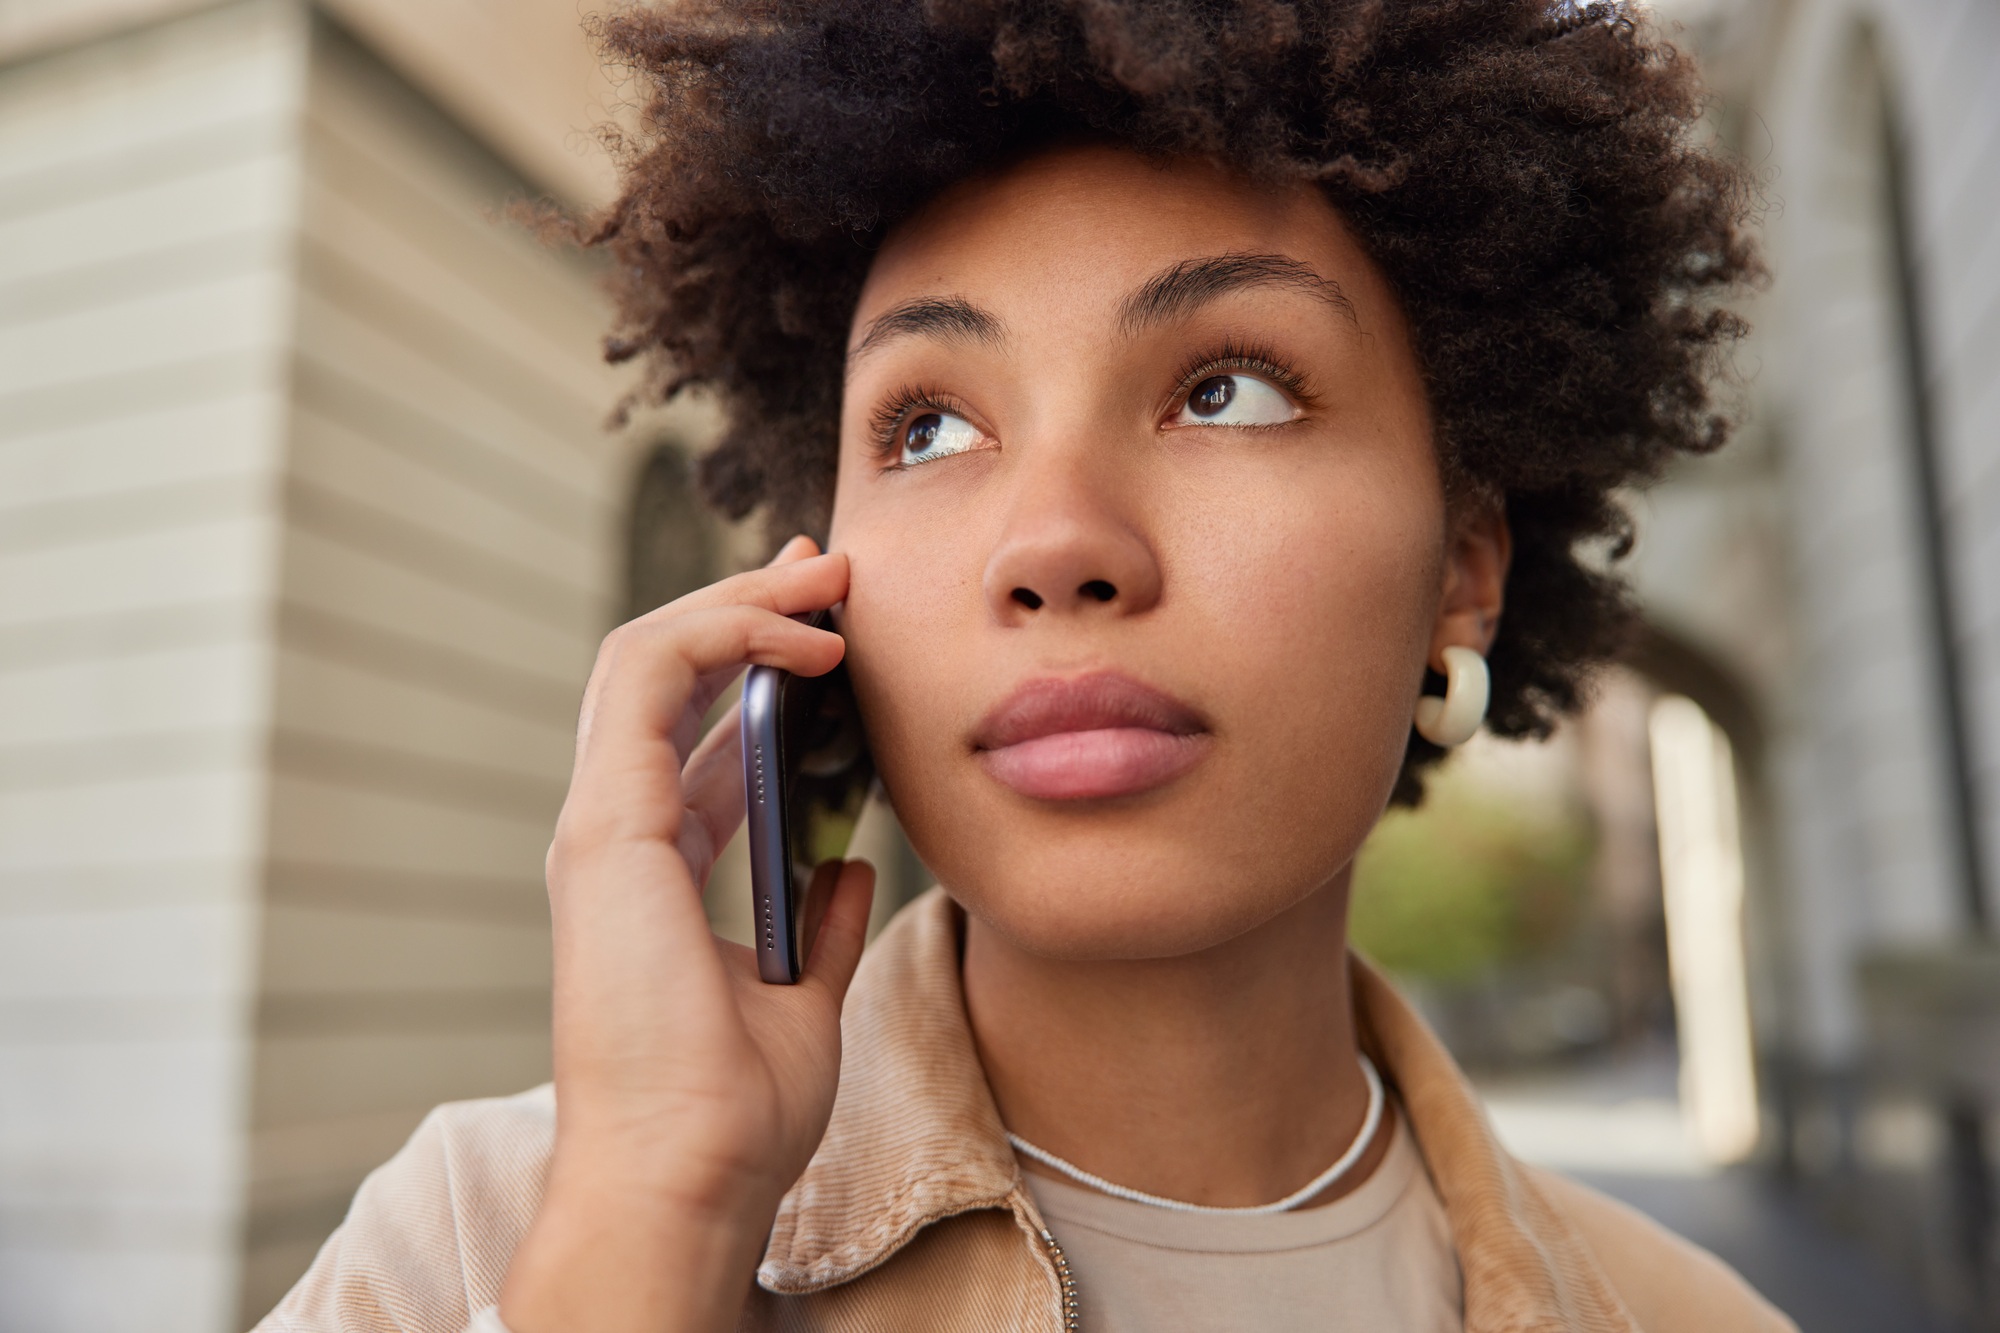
828 143 1502 960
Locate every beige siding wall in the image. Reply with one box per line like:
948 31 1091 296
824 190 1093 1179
0 3 698 1325
237 19 642 1317
0 3 305 1329
0 3 832 1328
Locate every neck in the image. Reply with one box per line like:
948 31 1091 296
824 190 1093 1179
963 871 1383 1209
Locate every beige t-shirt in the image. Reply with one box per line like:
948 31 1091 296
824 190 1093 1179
1023 1108 1462 1333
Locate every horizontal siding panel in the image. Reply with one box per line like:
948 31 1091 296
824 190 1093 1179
304 47 607 355
0 904 243 1000
0 347 278 439
243 1109 432 1296
289 354 598 539
0 1041 240 1179
270 728 566 822
2 228 282 330
292 293 606 519
264 859 546 925
0 1249 229 1333
0 769 265 867
0 475 270 558
257 989 547 1038
0 267 290 398
226 22 635 1312
289 406 598 587
278 524 590 683
299 143 611 408
297 237 604 451
263 773 554 879
259 903 547 994
0 1167 237 1224
0 1199 233 1253
0 151 293 287
248 1105 433 1193
248 1028 547 1125
275 599 578 721
0 643 263 746
272 650 572 783
0 2 298 178
0 728 260 793
0 393 274 508
0 7 302 1330
285 475 597 631
0 518 273 625
0 994 240 1044
0 602 258 677
293 275 610 501
0 861 245 918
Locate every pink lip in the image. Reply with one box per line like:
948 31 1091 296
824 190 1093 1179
972 672 1211 801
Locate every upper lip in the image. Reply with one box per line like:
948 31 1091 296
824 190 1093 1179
972 672 1209 750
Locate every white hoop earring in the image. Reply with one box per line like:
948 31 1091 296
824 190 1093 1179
1413 645 1489 747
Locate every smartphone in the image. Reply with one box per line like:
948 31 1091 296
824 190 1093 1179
740 609 876 984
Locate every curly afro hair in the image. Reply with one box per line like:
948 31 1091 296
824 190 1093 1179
586 0 1759 800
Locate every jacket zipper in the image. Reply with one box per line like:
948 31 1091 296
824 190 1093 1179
1038 1227 1080 1331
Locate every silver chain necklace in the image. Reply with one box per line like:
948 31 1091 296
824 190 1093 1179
1007 1054 1385 1216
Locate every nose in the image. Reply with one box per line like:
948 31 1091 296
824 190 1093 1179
981 461 1163 624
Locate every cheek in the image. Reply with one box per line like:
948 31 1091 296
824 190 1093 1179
828 475 989 796
1167 452 1443 840
1172 443 1443 713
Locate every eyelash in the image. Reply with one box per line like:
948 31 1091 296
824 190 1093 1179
1168 338 1314 411
864 338 1313 466
868 384 977 465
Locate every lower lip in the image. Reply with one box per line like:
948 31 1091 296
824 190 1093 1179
977 728 1209 801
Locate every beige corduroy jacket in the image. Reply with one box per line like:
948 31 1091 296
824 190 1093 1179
258 889 1795 1333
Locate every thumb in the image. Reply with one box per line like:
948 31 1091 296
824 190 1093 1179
801 860 875 1003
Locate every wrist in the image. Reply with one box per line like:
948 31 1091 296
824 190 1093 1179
501 1150 781 1333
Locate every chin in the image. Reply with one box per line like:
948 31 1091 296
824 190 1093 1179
876 698 1407 962
917 808 1346 962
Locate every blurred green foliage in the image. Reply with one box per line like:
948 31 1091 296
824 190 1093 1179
1349 766 1595 983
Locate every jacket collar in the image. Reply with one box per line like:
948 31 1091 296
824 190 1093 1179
759 890 1019 1293
761 889 1638 1332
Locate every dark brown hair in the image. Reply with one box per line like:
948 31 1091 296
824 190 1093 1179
587 0 1759 799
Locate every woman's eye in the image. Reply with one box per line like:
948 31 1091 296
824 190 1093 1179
1172 373 1296 427
899 410 984 466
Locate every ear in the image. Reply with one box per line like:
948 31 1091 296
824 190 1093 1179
1430 501 1510 667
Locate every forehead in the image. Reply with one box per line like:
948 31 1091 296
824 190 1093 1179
851 144 1380 340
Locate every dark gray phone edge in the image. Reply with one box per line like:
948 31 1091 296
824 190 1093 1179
740 662 801 984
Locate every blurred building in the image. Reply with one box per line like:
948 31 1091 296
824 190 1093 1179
1634 0 2000 1320
2 0 1996 1331
0 1 700 1327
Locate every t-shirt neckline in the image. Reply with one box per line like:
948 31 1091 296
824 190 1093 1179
1022 1104 1422 1255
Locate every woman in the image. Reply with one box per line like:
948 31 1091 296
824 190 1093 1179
261 2 1783 1330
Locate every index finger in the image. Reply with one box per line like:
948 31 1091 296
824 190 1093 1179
638 545 847 628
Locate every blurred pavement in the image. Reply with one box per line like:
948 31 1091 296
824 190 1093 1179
1476 1051 1959 1333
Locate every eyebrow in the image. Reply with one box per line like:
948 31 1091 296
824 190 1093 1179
845 252 1353 371
848 295 1003 368
1118 252 1356 335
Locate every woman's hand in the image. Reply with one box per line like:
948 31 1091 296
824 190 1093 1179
499 537 876 1333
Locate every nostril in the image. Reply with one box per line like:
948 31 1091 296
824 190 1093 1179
1080 579 1116 603
1011 587 1044 610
